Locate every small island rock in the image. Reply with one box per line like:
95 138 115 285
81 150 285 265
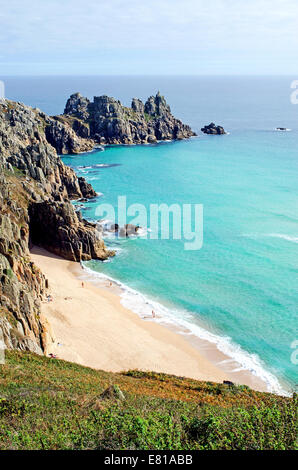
201 122 226 135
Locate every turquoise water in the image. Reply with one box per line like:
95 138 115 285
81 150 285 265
5 76 298 392
63 131 298 393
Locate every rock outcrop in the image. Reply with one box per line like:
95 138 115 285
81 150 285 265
0 99 113 355
49 91 196 147
29 201 110 261
44 117 94 154
201 123 226 135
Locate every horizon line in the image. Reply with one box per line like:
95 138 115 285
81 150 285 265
1 73 298 78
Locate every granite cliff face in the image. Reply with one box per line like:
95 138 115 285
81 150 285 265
0 99 112 355
51 91 196 147
45 117 95 154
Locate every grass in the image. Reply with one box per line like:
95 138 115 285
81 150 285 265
0 351 297 450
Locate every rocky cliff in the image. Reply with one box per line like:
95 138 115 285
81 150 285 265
51 91 196 147
0 99 112 355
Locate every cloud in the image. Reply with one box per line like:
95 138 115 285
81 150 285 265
0 0 298 74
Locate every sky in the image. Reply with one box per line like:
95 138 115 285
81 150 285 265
0 0 298 75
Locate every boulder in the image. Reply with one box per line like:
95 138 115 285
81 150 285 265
100 385 125 401
201 123 226 135
118 224 140 237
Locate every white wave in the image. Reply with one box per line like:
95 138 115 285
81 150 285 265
267 233 298 244
242 233 298 244
80 264 289 396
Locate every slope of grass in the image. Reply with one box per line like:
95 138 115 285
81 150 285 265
0 351 297 450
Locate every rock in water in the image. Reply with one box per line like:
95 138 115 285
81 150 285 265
201 123 226 135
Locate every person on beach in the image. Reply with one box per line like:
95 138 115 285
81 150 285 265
82 282 84 288
152 310 156 318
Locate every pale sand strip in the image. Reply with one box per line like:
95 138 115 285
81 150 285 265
30 246 267 390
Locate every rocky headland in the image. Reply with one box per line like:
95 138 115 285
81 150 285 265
0 99 113 355
50 91 196 148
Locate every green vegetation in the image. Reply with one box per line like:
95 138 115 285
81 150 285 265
0 351 297 450
4 165 26 178
144 112 154 122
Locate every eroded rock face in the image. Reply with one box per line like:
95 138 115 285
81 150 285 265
0 99 113 355
0 101 95 199
29 201 110 262
78 177 97 199
59 91 196 145
44 118 94 154
0 171 53 354
201 123 226 135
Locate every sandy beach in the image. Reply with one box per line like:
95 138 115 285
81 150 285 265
30 246 268 390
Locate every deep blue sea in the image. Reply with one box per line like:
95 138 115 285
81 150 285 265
4 76 298 393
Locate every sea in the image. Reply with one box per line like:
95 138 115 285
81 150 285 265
3 75 298 394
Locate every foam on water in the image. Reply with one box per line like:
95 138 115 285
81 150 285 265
242 233 298 244
267 233 298 244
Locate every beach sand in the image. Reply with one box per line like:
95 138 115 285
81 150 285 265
30 246 267 390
